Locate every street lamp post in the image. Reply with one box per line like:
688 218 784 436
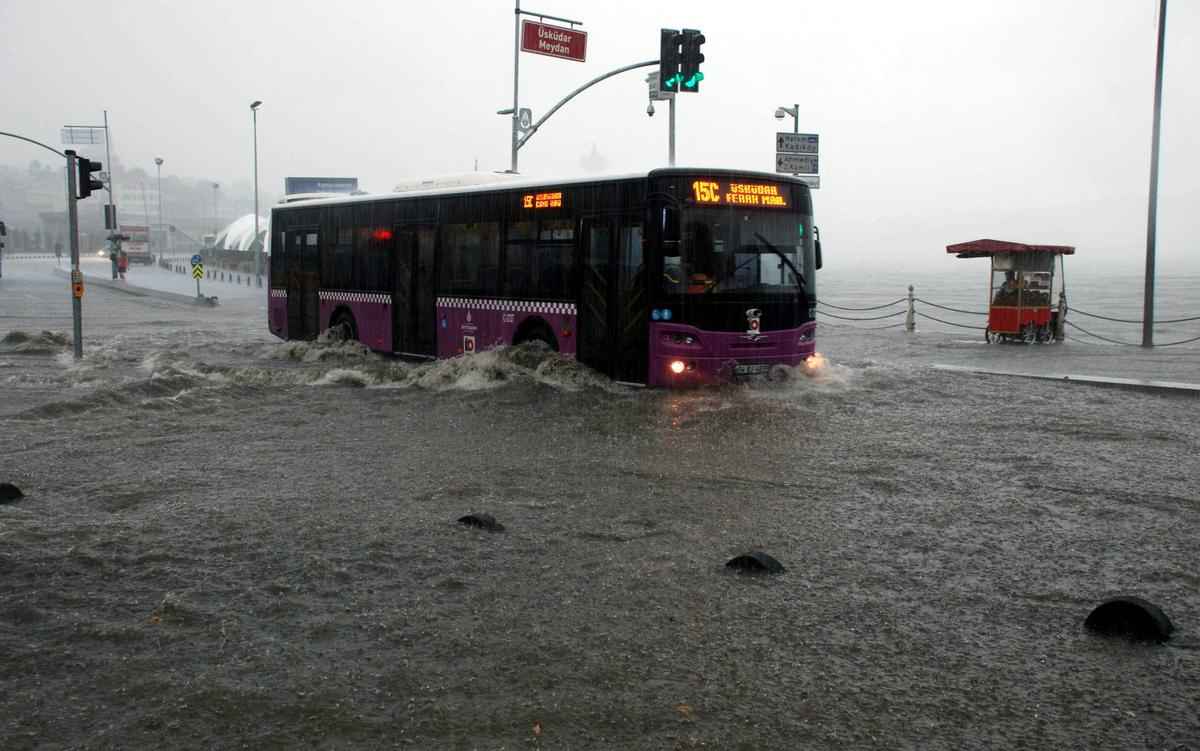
212 182 219 236
250 100 262 287
155 157 163 263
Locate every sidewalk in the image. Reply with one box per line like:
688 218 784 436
65 256 266 304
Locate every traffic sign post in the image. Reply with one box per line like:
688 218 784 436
773 104 820 186
190 255 204 297
776 153 819 175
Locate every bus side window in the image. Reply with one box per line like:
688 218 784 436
662 206 679 242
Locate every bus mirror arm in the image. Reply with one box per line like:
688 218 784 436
814 226 822 270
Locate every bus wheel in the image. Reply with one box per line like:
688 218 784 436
513 320 558 351
327 310 358 342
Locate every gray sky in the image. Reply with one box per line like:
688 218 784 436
2 0 1196 271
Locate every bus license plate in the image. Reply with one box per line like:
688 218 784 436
734 363 770 376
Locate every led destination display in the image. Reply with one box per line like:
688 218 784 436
691 180 789 208
522 191 563 209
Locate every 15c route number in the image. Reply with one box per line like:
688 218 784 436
693 180 721 204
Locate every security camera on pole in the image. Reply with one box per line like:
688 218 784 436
774 104 820 189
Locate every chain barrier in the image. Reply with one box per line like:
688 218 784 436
913 298 988 316
914 311 986 331
1065 320 1200 347
817 309 906 322
818 320 907 331
815 291 1197 346
1071 307 1200 325
816 298 906 311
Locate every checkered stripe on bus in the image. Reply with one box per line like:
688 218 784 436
318 290 391 305
437 297 577 316
269 288 287 299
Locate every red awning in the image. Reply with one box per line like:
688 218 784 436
946 239 1076 258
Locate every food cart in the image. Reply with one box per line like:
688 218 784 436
946 239 1074 343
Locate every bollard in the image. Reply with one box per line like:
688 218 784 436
905 285 916 332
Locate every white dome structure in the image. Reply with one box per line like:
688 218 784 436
214 214 268 252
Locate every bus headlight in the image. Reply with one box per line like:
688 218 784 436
669 360 686 375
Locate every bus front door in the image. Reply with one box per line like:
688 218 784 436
286 229 320 340
579 214 647 383
393 224 437 357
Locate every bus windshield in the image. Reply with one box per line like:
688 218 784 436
663 207 812 296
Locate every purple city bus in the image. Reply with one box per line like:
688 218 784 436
267 168 821 386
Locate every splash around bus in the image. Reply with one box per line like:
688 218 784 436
267 168 821 387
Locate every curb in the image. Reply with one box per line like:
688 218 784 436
932 364 1200 395
53 268 217 306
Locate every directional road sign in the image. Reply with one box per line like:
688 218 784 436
192 264 204 280
190 253 203 266
776 132 819 154
795 176 820 189
776 153 819 174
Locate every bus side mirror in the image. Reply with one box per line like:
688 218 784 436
814 226 823 270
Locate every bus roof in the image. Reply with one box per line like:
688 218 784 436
270 168 811 212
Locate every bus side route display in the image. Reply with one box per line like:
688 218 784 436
691 180 788 207
522 191 563 209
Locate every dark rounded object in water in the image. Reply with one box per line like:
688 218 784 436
1084 595 1174 644
457 513 504 533
0 483 24 503
725 551 785 575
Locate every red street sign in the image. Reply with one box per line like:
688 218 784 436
521 20 587 62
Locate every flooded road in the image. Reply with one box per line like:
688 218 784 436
2 258 1197 749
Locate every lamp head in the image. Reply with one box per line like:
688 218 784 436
250 100 262 110
155 157 163 166
774 108 787 120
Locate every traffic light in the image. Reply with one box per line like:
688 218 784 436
77 156 103 200
659 28 682 92
680 28 705 92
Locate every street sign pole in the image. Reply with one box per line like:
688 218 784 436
65 150 84 359
191 254 204 298
511 1 521 173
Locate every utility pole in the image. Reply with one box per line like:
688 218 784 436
1142 0 1167 348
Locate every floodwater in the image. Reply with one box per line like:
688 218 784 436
2 257 1197 749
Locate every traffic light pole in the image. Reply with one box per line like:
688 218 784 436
0 131 83 358
669 94 676 167
65 150 84 359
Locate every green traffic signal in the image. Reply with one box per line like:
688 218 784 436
679 29 705 93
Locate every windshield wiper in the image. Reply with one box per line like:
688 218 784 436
753 232 805 287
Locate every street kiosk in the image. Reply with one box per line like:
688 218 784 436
947 239 1074 344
